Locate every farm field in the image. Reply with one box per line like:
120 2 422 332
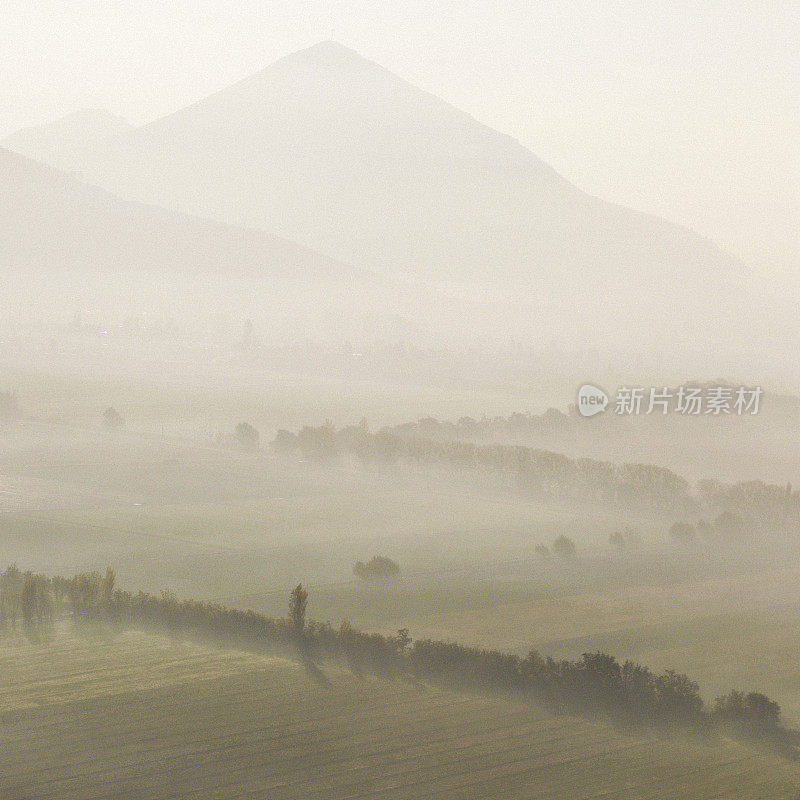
6 411 800 733
1 630 800 800
5 372 800 797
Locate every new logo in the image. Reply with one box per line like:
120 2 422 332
577 384 609 417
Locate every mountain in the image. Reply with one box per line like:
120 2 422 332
5 43 779 366
33 42 746 300
2 109 134 172
0 146 365 283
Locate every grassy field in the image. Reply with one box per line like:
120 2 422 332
1 630 800 800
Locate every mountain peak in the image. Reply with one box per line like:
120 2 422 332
2 109 133 171
51 42 741 298
264 40 384 76
303 40 361 55
285 40 367 62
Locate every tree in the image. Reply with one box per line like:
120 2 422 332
101 568 116 618
235 422 259 450
20 573 36 631
696 518 714 538
297 422 339 461
272 429 298 453
353 556 400 580
0 564 23 631
534 543 550 559
103 407 124 428
69 571 101 622
742 692 781 728
289 584 308 638
714 690 781 730
669 521 696 542
609 531 626 550
552 535 576 559
394 628 411 653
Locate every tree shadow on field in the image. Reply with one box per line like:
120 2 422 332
302 656 330 686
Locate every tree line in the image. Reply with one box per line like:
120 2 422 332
1 565 796 756
273 422 694 512
273 422 800 533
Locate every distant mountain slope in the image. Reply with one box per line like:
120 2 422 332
50 42 745 296
0 146 367 283
2 109 133 172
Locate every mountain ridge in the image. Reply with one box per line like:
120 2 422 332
0 145 371 284
3 41 747 298
2 109 134 172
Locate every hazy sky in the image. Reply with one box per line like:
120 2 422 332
2 1 798 276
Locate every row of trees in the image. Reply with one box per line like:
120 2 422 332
1 567 124 641
353 556 400 580
273 422 800 535
668 511 748 543
697 479 800 532
0 565 54 641
3 567 794 754
273 423 694 512
388 411 573 444
534 535 577 560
